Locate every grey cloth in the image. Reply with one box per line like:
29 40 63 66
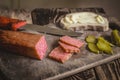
0 8 32 24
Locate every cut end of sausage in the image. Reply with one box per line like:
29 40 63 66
35 36 48 60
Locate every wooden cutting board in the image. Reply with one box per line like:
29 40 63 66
0 17 120 80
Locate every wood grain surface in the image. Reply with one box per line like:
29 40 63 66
1 29 119 80
0 8 120 80
0 58 119 80
61 58 120 80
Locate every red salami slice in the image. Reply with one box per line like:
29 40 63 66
11 21 26 31
49 46 72 63
60 36 84 48
0 16 26 31
59 41 80 53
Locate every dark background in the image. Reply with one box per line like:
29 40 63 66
0 0 120 20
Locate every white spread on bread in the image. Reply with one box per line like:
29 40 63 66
96 15 105 24
60 12 109 31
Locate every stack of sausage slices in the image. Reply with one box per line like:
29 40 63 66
49 36 84 63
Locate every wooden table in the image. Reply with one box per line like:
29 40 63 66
0 59 119 80
61 58 120 80
0 8 120 80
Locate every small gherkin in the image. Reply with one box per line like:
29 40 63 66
97 37 114 47
86 35 96 43
85 35 113 54
96 40 113 54
88 43 99 54
111 29 120 46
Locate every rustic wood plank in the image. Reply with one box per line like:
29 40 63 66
103 64 113 80
61 59 120 80
61 68 97 80
60 72 83 80
94 66 108 80
117 58 120 66
114 59 120 80
81 69 95 80
92 59 120 80
0 69 11 80
107 62 117 80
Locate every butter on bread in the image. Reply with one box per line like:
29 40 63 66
60 12 109 31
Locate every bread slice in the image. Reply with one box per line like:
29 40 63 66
60 12 109 31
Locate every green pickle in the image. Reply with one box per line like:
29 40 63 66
97 37 114 46
96 40 113 54
86 35 96 43
111 29 120 46
88 43 99 54
85 35 114 54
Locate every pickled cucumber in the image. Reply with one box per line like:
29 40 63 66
96 40 113 54
86 35 96 43
111 29 120 46
88 43 99 54
97 37 114 46
85 35 113 54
